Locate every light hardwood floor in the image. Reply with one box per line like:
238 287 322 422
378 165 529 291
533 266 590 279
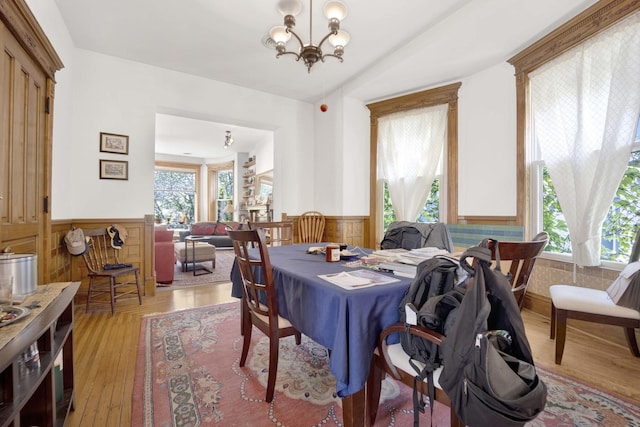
66 283 640 426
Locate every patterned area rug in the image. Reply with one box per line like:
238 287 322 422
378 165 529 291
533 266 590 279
158 249 235 290
133 302 640 427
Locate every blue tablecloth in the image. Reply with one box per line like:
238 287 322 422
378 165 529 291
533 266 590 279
230 243 412 397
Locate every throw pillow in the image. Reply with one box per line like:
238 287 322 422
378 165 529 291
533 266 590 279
214 223 228 236
191 223 216 235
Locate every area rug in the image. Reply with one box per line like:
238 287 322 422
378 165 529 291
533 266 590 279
159 249 235 290
133 302 640 427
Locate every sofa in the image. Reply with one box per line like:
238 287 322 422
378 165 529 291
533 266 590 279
178 221 243 248
154 226 176 284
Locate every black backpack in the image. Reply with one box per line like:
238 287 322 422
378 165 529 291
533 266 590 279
381 225 423 250
398 256 468 426
439 241 547 427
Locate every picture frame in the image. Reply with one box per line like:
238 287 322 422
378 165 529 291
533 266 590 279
100 132 129 155
99 159 128 180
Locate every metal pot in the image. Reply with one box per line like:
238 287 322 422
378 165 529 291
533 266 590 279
0 253 38 302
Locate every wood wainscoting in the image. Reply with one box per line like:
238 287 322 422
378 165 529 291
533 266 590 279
284 214 370 247
50 215 156 302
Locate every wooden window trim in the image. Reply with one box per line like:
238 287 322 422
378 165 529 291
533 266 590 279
508 0 640 234
366 82 461 248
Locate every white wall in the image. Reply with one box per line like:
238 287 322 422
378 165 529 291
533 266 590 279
44 48 313 219
457 62 517 216
325 63 519 219
31 0 518 223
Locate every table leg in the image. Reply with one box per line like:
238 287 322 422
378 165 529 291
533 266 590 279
342 388 367 427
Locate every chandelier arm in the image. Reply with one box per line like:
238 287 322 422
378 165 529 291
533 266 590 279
320 53 344 63
316 30 338 51
286 28 305 51
276 51 303 61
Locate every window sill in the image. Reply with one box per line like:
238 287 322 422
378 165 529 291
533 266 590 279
540 251 625 272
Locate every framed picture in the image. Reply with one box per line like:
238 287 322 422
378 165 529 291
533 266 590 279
100 159 128 180
100 132 129 155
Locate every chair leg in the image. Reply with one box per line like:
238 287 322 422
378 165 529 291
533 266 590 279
86 277 94 312
554 309 568 364
135 270 142 305
239 315 252 368
451 407 465 427
624 327 640 357
109 277 116 315
266 333 279 402
294 331 301 345
550 302 556 339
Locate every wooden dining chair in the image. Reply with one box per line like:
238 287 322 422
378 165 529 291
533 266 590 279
228 228 302 402
367 324 464 427
248 220 294 247
486 232 549 310
81 227 142 314
298 211 325 243
550 227 640 364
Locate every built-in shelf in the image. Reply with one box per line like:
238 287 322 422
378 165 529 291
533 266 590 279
0 282 79 427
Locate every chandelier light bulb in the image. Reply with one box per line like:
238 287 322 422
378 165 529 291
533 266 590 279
329 30 350 48
268 0 349 72
277 0 303 16
323 1 347 21
270 26 291 44
224 130 234 149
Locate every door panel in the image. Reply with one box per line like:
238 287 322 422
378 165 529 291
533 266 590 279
0 20 46 254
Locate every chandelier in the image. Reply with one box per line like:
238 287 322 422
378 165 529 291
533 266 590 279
269 0 350 73
223 130 234 149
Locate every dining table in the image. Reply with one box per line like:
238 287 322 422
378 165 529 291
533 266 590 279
230 243 413 427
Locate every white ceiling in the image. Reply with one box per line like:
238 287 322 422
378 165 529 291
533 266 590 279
54 0 599 158
154 113 271 159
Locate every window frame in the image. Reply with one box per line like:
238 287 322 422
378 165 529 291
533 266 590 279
207 161 234 222
530 144 640 268
154 161 201 225
508 0 640 244
367 82 461 248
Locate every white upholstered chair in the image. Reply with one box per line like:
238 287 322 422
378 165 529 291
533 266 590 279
549 228 640 364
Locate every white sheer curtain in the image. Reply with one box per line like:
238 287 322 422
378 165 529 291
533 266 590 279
530 11 640 266
378 104 448 221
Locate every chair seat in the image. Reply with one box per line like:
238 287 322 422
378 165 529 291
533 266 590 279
254 303 294 329
382 343 444 389
550 285 640 320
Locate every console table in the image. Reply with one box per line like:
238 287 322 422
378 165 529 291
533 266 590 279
0 281 80 427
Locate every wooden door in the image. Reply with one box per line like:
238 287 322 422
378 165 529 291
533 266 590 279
0 19 47 279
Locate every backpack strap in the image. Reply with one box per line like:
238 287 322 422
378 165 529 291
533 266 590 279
409 357 438 427
459 245 492 276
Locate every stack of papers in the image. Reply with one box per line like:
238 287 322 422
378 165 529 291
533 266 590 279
396 247 450 265
371 248 409 263
319 270 400 290
378 262 418 278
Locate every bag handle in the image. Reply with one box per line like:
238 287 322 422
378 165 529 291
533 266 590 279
459 245 492 276
481 238 503 273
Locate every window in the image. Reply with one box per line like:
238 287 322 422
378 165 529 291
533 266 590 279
383 174 441 230
527 10 640 266
532 125 640 264
207 161 235 222
154 163 200 229
216 169 234 222
367 83 460 247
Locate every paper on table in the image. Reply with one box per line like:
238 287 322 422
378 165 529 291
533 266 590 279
322 272 371 287
319 269 400 290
